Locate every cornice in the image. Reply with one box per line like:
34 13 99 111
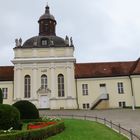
12 57 76 64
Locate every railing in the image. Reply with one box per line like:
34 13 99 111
47 114 140 140
90 93 109 109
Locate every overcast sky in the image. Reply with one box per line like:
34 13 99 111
0 0 140 66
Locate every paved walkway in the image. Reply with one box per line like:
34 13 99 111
39 109 140 137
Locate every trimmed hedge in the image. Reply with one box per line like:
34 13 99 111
13 100 39 119
0 121 65 140
0 88 3 104
0 104 21 130
22 119 42 123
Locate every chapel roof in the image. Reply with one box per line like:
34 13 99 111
21 35 67 48
14 5 73 49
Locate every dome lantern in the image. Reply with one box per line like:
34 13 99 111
38 5 57 36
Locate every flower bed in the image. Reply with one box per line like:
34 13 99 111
0 121 65 140
28 122 56 130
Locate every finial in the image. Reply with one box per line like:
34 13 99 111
45 2 50 14
46 2 48 7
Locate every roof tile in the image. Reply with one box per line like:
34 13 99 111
0 66 14 81
75 61 135 78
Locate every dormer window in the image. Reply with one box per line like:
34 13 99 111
41 39 48 46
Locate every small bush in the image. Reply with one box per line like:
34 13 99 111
0 88 3 104
0 104 20 130
13 100 39 120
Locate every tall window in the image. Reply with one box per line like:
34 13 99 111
2 88 8 99
24 75 31 98
82 84 88 95
58 74 65 97
41 75 47 89
118 82 124 94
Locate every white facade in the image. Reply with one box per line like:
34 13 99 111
11 47 77 109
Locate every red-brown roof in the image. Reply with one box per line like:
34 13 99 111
0 59 140 81
75 61 136 78
0 66 14 81
132 58 140 75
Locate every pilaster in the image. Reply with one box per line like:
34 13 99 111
32 63 38 99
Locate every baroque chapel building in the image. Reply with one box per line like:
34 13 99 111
0 5 140 110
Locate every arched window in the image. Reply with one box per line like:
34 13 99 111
58 74 65 97
24 75 31 98
41 74 47 89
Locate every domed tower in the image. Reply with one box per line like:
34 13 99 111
14 4 73 48
12 4 77 110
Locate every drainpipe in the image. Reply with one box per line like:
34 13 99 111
129 75 135 110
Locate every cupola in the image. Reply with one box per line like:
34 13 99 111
38 5 57 36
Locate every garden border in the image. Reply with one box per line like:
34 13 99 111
0 121 65 140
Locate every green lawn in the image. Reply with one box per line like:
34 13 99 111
46 119 128 140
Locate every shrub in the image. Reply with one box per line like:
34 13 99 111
13 100 39 120
0 88 3 104
0 104 20 130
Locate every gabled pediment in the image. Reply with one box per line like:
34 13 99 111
37 87 51 94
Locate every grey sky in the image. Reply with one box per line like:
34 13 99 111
0 0 140 66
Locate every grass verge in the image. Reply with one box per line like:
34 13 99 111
47 119 128 140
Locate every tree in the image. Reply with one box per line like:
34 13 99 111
0 88 3 104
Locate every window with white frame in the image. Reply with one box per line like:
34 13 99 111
83 103 90 109
2 88 8 99
82 84 88 95
24 75 31 98
58 74 65 97
117 82 124 94
41 74 47 89
41 39 48 46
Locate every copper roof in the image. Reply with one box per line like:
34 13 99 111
20 35 66 48
38 5 55 22
0 66 14 81
75 61 137 78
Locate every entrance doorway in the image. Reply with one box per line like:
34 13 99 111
39 95 50 109
100 84 107 94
